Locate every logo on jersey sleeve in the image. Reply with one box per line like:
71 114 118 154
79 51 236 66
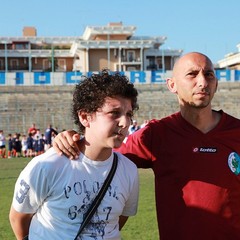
228 152 240 175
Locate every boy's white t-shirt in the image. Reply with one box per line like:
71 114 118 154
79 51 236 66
12 148 139 240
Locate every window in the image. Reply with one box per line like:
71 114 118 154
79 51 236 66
57 59 66 71
0 59 3 70
15 43 28 50
10 59 19 70
127 51 135 62
43 59 51 70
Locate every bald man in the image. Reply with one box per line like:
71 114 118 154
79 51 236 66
53 52 240 239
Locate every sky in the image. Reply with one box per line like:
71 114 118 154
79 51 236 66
1 0 240 64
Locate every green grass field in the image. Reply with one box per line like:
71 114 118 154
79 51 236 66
0 157 158 239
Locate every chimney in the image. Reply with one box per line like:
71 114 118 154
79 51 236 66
23 27 37 37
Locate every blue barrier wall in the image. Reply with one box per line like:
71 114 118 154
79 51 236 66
151 70 166 83
66 72 82 84
1 70 240 85
130 71 147 83
215 70 240 82
0 72 5 84
234 70 240 81
34 72 51 84
16 72 24 85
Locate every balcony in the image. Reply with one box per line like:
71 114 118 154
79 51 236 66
121 57 141 65
0 49 71 58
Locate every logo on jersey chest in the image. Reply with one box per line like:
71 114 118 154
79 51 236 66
193 147 217 153
228 152 240 175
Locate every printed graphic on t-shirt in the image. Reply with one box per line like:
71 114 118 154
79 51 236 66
64 179 119 237
15 179 30 204
15 177 120 238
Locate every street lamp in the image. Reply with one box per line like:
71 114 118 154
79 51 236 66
107 34 110 69
2 41 8 72
51 44 54 72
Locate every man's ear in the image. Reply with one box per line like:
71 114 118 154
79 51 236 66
166 77 177 93
78 111 91 127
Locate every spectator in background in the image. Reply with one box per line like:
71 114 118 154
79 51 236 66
12 133 22 158
34 129 41 140
140 119 150 129
128 119 140 135
7 133 14 158
26 133 34 157
28 123 37 138
0 130 6 158
21 134 28 157
44 124 58 149
34 135 45 156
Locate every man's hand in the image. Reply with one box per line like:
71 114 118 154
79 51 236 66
53 130 81 159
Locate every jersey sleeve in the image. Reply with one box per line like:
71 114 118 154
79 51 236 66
117 121 155 168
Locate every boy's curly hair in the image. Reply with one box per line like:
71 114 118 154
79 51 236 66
72 69 139 134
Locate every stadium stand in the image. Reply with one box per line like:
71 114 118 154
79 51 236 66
0 82 240 134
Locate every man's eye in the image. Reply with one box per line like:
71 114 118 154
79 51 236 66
206 73 215 78
187 72 196 76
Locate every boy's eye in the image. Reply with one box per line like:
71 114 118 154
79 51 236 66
109 111 133 120
110 111 120 116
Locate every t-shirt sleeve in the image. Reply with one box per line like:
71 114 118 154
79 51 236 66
12 157 49 214
121 166 139 216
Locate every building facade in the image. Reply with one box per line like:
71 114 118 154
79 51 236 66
217 43 240 69
0 22 182 74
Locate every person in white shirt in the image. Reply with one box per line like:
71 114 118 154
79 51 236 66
0 130 6 158
9 69 139 240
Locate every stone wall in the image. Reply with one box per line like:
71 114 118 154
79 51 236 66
0 82 240 134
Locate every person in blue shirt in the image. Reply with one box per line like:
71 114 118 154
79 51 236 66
44 124 58 149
